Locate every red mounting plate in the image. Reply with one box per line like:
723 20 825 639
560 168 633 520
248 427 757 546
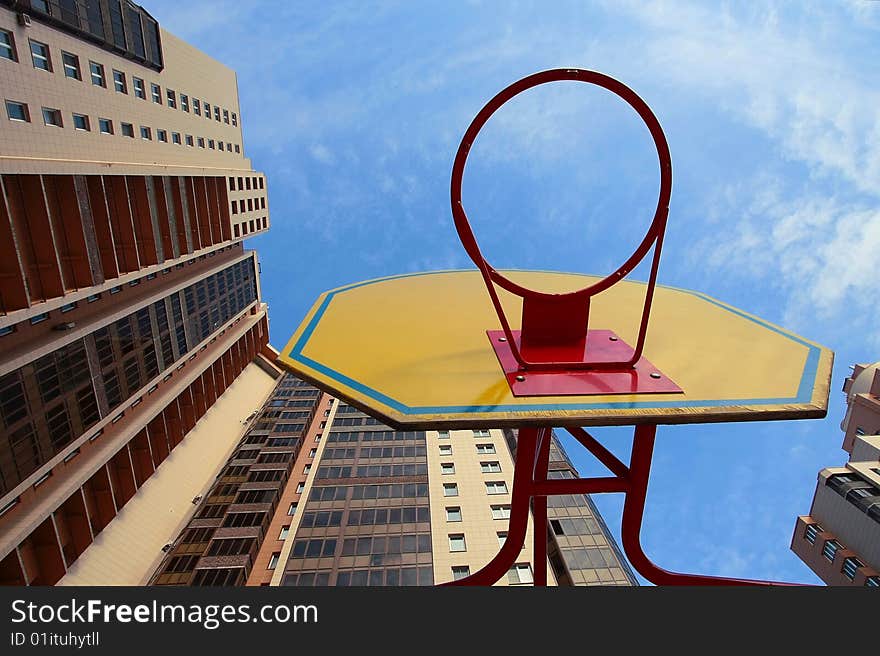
488 329 683 397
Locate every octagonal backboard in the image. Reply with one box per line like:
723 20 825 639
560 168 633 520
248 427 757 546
278 270 832 429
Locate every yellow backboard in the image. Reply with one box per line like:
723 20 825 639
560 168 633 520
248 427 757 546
278 270 833 429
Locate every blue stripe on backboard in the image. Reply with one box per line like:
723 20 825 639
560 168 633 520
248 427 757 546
290 270 821 415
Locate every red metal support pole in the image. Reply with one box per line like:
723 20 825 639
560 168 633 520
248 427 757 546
620 424 803 586
532 428 551 586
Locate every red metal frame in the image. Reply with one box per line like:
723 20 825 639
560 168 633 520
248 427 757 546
450 69 673 374
442 425 804 587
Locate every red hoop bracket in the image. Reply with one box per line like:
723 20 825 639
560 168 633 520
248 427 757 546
451 69 673 382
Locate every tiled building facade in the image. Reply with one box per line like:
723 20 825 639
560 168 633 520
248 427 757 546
0 0 275 586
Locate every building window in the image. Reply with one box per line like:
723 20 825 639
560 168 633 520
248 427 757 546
855 427 865 436
214 105 220 121
204 101 210 117
140 126 151 140
480 461 502 473
443 483 459 497
485 481 508 495
30 312 49 324
208 139 215 149
279 526 290 540
172 132 181 145
235 144 240 154
218 141 225 151
109 285 121 294
5 100 29 122
473 429 491 438
309 448 317 457
232 112 237 126
223 109 229 123
804 523 821 544
445 507 462 522
30 40 51 71
151 83 161 103
287 502 298 516
476 443 495 454
166 89 176 108
448 534 466 552
867 577 880 587
437 430 449 439
303 464 311 474
267 552 280 570
89 61 105 87
61 51 81 79
197 137 205 148
440 463 455 475
98 118 114 134
842 556 863 581
121 122 134 138
193 98 201 115
508 564 534 585
72 113 90 131
439 445 452 456
491 505 511 519
822 539 839 562
296 483 305 494
86 293 101 303
157 129 168 142
42 107 63 127
185 134 194 147
113 69 127 93
133 77 145 99
451 566 470 581
181 94 189 112
0 29 16 61
497 531 508 546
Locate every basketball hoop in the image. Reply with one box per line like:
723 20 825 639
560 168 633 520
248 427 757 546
451 69 677 396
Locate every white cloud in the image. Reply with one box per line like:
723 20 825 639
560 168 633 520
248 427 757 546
609 0 880 195
698 177 880 339
309 143 335 165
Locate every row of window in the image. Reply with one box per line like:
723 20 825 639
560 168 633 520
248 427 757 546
436 429 492 438
3 99 244 155
0 243 243 341
444 504 511 522
308 483 430 502
439 443 497 455
0 30 239 130
290 533 433 559
321 446 427 460
327 430 425 443
230 196 266 214
315 463 429 479
228 175 264 193
803 523 879 585
440 461 501 475
441 481 509 497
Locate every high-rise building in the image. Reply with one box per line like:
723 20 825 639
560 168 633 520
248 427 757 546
0 0 633 588
791 361 880 586
0 0 274 586
150 373 637 587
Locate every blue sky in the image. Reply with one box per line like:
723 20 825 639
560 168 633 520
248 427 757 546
148 1 880 584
